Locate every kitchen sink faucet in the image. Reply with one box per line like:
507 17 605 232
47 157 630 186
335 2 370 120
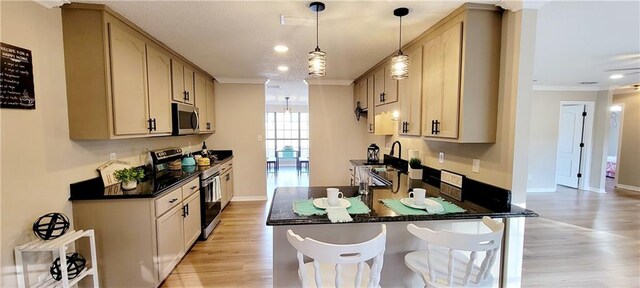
390 141 402 160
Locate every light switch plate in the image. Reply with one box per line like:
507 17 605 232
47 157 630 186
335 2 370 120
109 152 116 161
257 134 263 141
472 159 480 173
438 152 444 164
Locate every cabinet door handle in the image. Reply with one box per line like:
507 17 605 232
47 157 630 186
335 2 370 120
169 198 178 204
186 203 189 216
382 92 385 102
434 120 440 134
183 91 188 101
431 120 435 135
369 123 373 131
147 118 153 132
152 118 157 131
191 185 198 190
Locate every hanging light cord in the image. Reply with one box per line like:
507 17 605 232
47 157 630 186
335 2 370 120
398 15 403 55
315 8 320 51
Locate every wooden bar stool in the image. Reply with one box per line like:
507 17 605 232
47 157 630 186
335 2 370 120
287 224 387 288
404 217 504 287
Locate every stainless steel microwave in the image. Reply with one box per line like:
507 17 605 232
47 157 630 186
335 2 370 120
172 103 199 135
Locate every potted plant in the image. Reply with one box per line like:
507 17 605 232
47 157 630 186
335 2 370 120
408 158 423 180
113 167 145 190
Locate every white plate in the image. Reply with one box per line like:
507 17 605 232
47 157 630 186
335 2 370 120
313 198 351 209
400 198 443 211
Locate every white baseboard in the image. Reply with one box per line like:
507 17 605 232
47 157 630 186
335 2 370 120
587 187 606 193
527 187 556 193
616 184 640 192
231 196 268 202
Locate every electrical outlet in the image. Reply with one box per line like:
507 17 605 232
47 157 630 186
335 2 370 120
438 152 444 164
472 159 480 173
109 152 116 161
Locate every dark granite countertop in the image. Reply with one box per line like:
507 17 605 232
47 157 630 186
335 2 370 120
70 154 233 201
266 171 537 226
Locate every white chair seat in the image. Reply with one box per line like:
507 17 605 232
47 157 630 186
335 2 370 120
405 246 494 288
302 262 375 288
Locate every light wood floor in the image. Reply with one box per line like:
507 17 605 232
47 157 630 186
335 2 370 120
162 186 640 288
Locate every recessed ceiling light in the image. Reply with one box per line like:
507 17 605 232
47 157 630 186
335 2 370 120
610 74 624 79
274 45 289 53
278 65 289 72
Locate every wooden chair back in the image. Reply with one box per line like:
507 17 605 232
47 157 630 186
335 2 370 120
407 217 504 286
287 224 387 288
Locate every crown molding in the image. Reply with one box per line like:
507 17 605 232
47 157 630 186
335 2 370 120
215 77 267 84
495 0 549 12
32 0 70 8
305 79 354 86
533 85 603 92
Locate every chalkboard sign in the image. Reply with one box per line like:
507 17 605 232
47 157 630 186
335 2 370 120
1 42 35 109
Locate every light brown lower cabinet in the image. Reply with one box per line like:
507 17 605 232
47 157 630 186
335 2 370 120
220 160 234 209
72 178 202 287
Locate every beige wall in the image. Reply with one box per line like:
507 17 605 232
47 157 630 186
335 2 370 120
526 90 599 190
613 91 640 188
207 83 267 199
0 2 211 286
309 85 368 186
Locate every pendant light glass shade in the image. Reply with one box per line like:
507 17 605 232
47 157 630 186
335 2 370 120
391 7 410 80
309 2 326 77
308 48 326 77
391 53 409 80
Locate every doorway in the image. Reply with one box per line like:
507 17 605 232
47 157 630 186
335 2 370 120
605 104 624 191
555 101 595 190
264 80 310 198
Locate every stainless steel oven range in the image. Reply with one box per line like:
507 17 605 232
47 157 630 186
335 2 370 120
200 165 222 239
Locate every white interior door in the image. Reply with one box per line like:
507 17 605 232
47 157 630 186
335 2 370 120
556 104 585 188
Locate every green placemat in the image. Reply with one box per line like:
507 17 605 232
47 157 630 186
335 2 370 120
381 197 466 216
293 197 371 216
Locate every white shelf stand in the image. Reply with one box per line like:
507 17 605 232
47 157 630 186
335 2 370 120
15 230 99 288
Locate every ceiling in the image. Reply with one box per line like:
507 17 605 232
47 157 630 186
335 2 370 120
77 0 494 84
73 0 640 101
265 80 308 105
534 1 640 89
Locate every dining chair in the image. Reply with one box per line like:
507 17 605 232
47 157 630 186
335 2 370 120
404 217 504 288
286 224 387 288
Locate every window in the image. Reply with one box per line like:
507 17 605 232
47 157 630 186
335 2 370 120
265 112 309 159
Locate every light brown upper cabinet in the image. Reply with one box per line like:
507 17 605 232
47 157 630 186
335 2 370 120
194 73 207 131
421 7 501 143
367 75 375 133
172 60 195 106
108 22 149 136
421 23 462 139
61 4 215 139
194 74 216 134
205 79 216 133
373 63 398 107
353 78 368 111
398 45 423 136
146 45 173 134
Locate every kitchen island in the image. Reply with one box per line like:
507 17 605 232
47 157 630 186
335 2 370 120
266 171 537 287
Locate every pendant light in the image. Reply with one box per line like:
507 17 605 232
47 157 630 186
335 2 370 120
308 2 326 77
284 97 291 116
391 7 409 80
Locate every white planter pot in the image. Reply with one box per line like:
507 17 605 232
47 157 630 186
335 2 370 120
408 168 423 180
121 180 138 191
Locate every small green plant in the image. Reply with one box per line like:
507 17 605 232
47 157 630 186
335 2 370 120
113 167 145 183
409 158 422 169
